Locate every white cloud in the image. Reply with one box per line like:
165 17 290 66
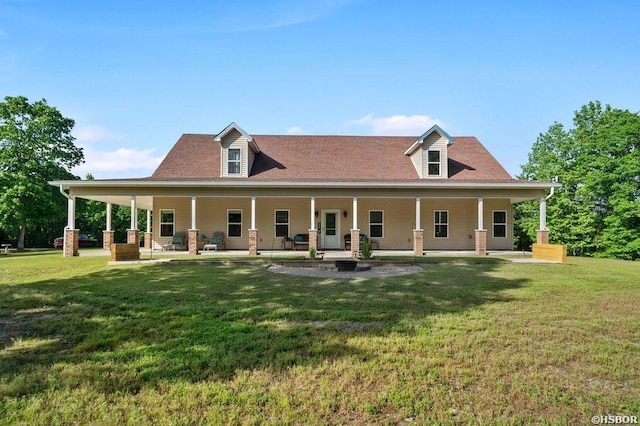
347 114 445 136
286 126 305 135
71 123 163 178
73 147 165 179
73 125 125 143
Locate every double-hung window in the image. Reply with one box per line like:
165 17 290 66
427 150 441 176
275 210 289 238
160 209 175 237
228 148 241 175
434 210 448 238
493 211 507 238
369 210 383 238
228 210 242 237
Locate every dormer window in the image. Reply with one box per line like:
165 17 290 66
427 150 441 176
228 148 241 175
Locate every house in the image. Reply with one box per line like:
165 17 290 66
50 123 558 257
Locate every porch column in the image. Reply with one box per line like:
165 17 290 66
537 197 549 244
413 197 423 256
350 196 359 258
145 210 153 249
308 197 318 254
475 197 487 256
103 202 114 251
63 196 78 257
249 196 258 255
188 196 199 255
127 195 140 246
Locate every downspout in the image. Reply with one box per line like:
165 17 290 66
545 176 558 200
60 186 71 230
59 185 74 230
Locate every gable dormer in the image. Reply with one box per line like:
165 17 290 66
214 122 260 178
404 125 453 179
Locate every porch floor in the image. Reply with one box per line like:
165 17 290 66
84 248 539 261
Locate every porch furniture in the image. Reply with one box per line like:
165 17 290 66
344 233 368 250
207 232 227 251
1 243 11 254
281 237 294 250
162 233 187 251
292 234 309 250
197 233 210 250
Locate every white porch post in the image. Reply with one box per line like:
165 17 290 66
191 196 197 230
130 195 137 230
67 196 75 230
146 210 152 233
106 202 112 232
477 197 484 230
352 196 358 230
188 196 199 255
309 196 318 254
250 196 256 230
310 197 316 230
413 197 423 256
539 197 547 231
249 196 258 255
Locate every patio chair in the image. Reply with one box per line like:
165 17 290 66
162 233 188 251
344 233 368 250
203 232 226 251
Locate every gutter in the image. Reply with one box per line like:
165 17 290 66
545 176 558 200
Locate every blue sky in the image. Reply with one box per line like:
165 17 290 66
2 0 639 179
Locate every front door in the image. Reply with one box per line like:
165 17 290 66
322 210 341 249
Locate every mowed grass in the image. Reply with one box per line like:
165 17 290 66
0 252 638 424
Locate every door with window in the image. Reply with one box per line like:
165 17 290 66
322 210 340 249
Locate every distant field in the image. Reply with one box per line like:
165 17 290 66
1 252 638 424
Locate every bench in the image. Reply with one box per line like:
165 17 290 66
1 243 11 254
292 234 309 251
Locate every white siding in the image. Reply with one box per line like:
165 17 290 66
220 129 250 177
421 132 449 179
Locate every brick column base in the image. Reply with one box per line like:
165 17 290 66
413 229 424 256
308 229 318 254
103 230 115 251
350 229 360 258
537 230 549 244
188 229 199 255
249 229 259 256
64 229 79 257
144 232 153 250
475 229 487 256
127 229 140 247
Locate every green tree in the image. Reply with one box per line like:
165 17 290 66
0 96 84 249
517 101 640 259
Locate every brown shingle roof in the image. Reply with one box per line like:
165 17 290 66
150 133 513 182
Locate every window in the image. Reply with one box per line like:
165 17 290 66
369 210 383 238
228 148 241 174
227 210 242 237
493 211 507 238
160 209 175 237
275 210 289 238
427 150 441 176
434 210 448 238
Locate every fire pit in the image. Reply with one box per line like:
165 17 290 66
335 259 358 272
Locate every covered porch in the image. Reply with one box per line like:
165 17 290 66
53 180 557 258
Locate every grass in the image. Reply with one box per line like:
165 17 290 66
0 251 639 424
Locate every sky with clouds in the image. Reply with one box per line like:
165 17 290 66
1 0 639 178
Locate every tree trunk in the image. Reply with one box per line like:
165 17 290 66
17 223 25 251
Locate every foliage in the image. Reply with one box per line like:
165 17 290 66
517 101 640 259
0 96 83 249
360 239 373 259
1 252 638 423
308 247 316 260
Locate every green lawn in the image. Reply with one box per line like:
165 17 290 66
1 252 638 424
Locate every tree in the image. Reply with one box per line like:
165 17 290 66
0 96 84 249
516 101 640 260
